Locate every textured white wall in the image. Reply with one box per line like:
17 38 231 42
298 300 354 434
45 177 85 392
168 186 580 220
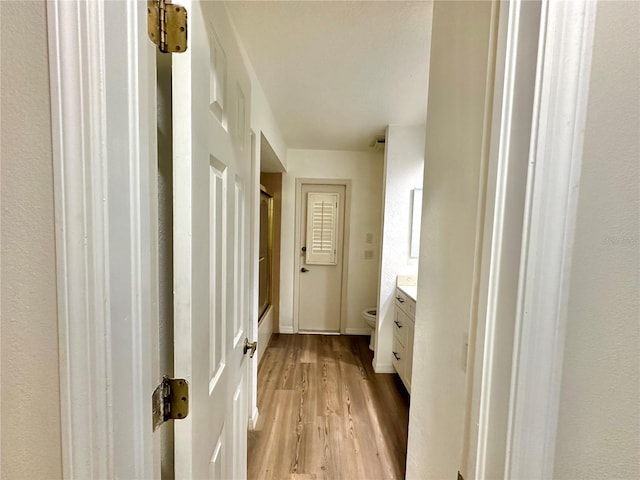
279 150 383 333
374 125 425 372
406 1 494 478
249 78 287 172
233 5 288 172
0 1 63 477
553 2 640 478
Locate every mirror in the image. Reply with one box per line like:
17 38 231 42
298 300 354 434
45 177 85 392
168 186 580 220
410 188 422 258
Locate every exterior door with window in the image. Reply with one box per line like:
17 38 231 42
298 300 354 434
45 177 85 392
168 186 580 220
298 184 346 332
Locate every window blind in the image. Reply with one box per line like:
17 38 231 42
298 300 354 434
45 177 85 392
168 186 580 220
305 192 339 265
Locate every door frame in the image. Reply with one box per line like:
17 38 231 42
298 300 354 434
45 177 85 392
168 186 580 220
502 1 597 476
461 0 598 477
48 0 597 477
293 178 352 334
48 0 159 477
248 130 260 429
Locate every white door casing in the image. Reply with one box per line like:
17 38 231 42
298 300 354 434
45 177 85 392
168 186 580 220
48 0 160 477
505 1 597 477
466 0 597 478
172 1 251 478
465 0 542 478
297 184 346 333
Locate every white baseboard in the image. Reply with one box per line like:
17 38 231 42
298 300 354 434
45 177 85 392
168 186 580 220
373 363 396 374
248 407 259 430
298 330 340 335
344 327 372 335
279 326 372 336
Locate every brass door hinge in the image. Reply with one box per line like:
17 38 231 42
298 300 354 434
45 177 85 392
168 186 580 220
152 377 189 431
147 0 188 53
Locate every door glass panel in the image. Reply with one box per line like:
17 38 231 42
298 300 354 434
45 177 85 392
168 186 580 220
258 189 272 320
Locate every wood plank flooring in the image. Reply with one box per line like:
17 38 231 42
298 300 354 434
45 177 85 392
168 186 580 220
248 334 410 480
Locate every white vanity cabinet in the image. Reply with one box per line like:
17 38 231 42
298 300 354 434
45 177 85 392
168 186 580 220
392 287 416 393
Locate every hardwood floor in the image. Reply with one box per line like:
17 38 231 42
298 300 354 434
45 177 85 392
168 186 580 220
248 334 410 480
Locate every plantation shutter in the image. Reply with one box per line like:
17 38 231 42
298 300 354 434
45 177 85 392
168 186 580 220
306 192 339 265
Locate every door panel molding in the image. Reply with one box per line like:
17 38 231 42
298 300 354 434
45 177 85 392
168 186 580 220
293 178 352 334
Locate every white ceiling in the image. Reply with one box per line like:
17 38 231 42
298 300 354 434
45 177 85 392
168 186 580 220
225 1 432 152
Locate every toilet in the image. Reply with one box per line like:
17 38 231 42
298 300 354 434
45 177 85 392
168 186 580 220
361 307 377 351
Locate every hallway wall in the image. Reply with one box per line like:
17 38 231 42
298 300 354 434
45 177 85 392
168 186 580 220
279 149 383 334
406 1 494 478
0 1 63 477
375 125 425 373
553 2 640 477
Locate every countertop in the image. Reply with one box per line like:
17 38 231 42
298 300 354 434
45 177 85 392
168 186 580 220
397 284 418 302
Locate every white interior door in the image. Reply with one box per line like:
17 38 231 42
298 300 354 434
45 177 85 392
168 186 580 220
298 184 346 332
172 1 252 478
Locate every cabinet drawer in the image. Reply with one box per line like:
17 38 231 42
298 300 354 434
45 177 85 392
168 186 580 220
394 289 410 315
393 308 409 347
391 335 406 377
395 288 416 318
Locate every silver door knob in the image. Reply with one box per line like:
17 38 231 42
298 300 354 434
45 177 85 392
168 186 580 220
243 338 257 358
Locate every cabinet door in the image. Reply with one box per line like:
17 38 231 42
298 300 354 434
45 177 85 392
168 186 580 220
406 320 414 392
